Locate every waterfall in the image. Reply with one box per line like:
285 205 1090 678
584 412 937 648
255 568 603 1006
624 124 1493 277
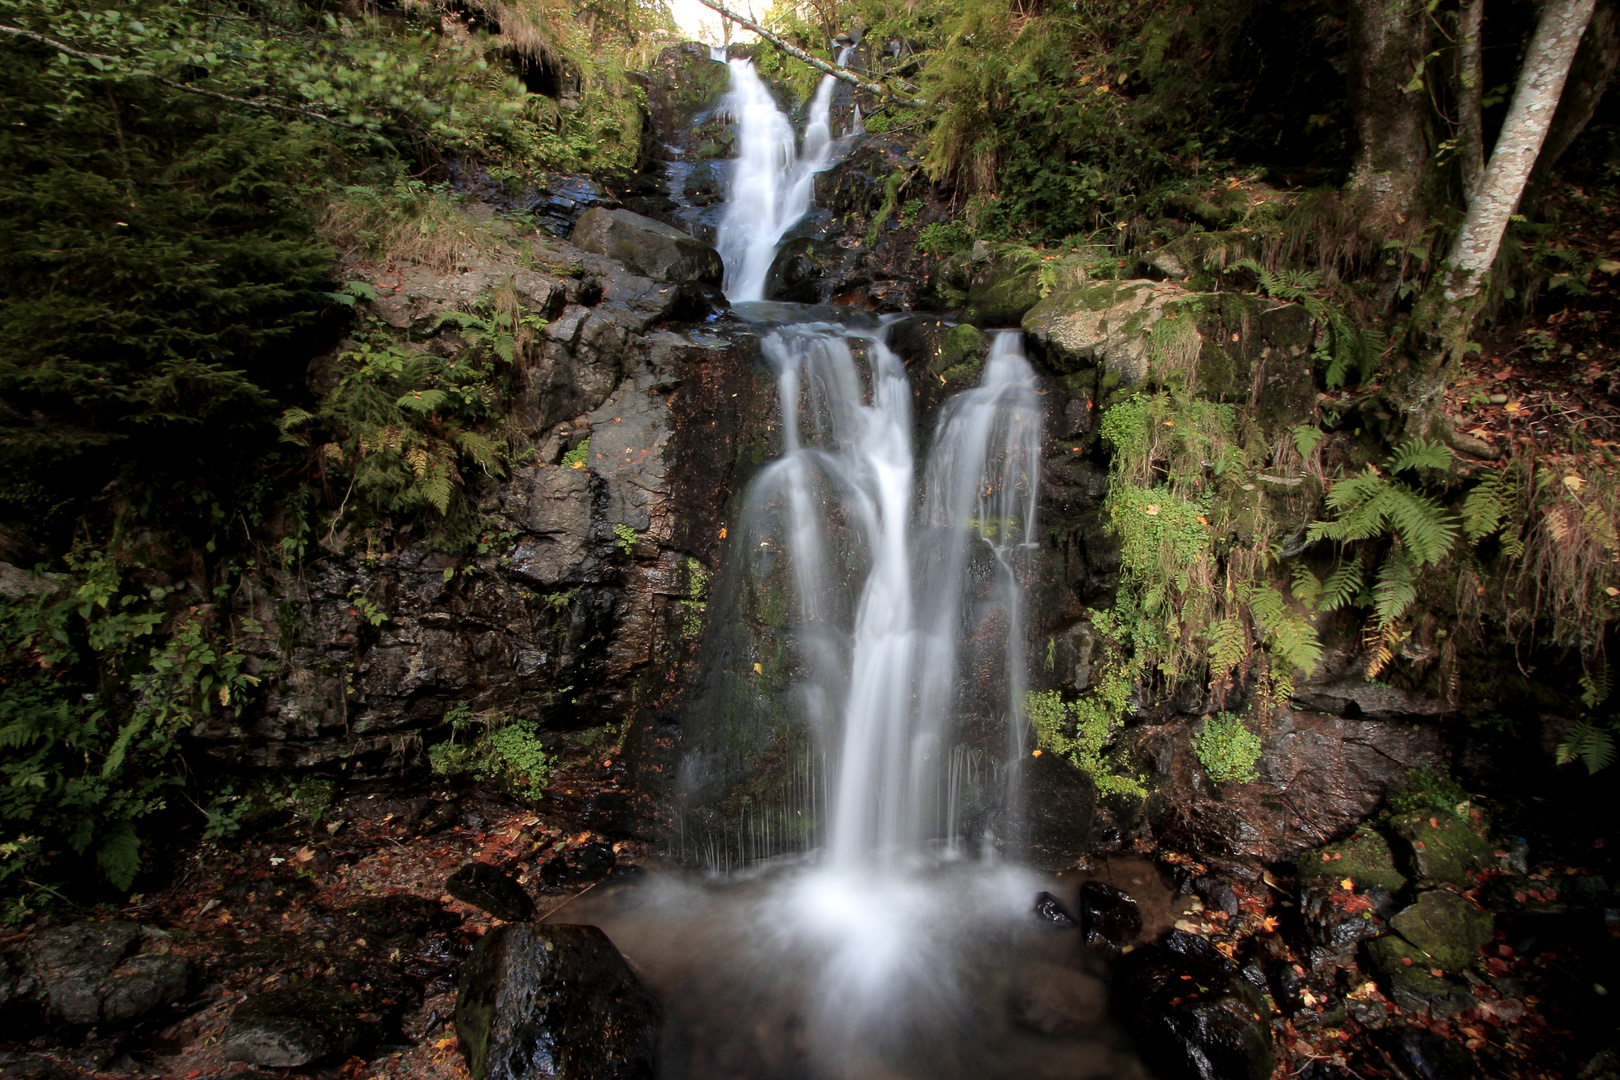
753 327 1041 867
714 48 851 301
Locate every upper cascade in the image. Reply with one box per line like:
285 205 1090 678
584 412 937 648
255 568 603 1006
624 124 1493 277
714 49 851 301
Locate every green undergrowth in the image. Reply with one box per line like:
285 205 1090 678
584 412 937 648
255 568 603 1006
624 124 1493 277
0 549 260 919
1195 711 1262 784
428 703 556 801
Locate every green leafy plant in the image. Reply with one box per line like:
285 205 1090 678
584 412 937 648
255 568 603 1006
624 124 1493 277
1194 712 1262 783
428 705 555 800
561 437 592 469
681 556 711 640
614 523 640 554
1025 608 1146 798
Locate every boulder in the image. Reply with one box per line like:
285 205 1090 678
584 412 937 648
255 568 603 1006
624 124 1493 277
448 863 537 922
1032 891 1080 928
1079 881 1142 952
1388 812 1495 888
571 208 722 285
1297 830 1408 895
221 984 374 1067
1366 936 1477 1018
1022 280 1183 383
967 248 1044 325
25 922 192 1027
538 843 617 890
1113 930 1273 1080
1299 883 1396 970
1388 889 1494 973
455 922 660 1080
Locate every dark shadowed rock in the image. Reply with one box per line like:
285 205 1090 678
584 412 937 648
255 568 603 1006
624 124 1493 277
221 984 374 1067
1032 891 1080 928
26 922 192 1026
1113 930 1273 1080
448 863 537 922
1080 881 1142 951
571 208 722 285
1366 935 1478 1017
1299 883 1395 969
539 843 617 890
1376 1026 1479 1080
455 922 660 1080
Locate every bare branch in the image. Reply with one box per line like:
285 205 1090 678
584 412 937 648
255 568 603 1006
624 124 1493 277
0 22 349 127
692 0 925 106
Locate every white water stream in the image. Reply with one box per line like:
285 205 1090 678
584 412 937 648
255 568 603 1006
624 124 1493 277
545 56 1136 1080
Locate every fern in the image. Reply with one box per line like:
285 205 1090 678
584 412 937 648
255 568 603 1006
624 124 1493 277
1206 615 1249 683
1317 556 1365 611
1372 549 1419 629
1556 722 1616 774
1290 564 1322 609
1580 663 1612 710
1389 439 1452 474
1310 467 1457 567
1249 585 1323 675
1291 424 1324 459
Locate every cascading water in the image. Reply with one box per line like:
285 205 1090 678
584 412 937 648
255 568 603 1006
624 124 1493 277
714 49 850 301
548 54 1144 1080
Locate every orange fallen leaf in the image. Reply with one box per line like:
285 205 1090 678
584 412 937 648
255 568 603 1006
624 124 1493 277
1144 504 1161 516
719 526 727 539
1031 749 1043 757
1503 401 1522 413
1340 877 1355 890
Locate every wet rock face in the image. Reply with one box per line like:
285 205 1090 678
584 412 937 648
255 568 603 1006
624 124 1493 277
221 984 375 1068
1139 709 1446 861
455 923 660 1080
1079 882 1142 953
1113 930 1273 1080
448 863 537 922
571 207 723 285
6 922 191 1027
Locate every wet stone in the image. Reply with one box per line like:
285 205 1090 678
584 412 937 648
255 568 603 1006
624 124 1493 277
455 922 660 1080
1389 812 1495 889
220 984 374 1067
1113 930 1273 1080
1377 1026 1480 1080
414 799 462 836
27 922 192 1027
539 843 617 890
1297 830 1407 895
1032 890 1080 928
1079 881 1142 952
1300 882 1396 969
1366 936 1478 1018
1389 889 1494 973
448 863 537 922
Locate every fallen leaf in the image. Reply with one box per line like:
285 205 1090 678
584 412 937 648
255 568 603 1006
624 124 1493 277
719 526 727 539
1430 968 1446 978
1430 817 1440 828
1598 259 1620 274
1031 749 1043 757
293 847 315 864
1144 504 1161 516
1341 877 1355 890
1402 956 1414 967
1196 515 1209 525
1606 587 1619 597
1503 401 1523 413
1468 427 1492 439
1564 474 1585 492
1261 915 1280 932
1163 419 1175 427
752 662 763 675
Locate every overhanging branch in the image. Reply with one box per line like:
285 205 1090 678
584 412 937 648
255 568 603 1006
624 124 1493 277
693 0 925 106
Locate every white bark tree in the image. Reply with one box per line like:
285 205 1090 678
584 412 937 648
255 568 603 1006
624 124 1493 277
1442 0 1599 301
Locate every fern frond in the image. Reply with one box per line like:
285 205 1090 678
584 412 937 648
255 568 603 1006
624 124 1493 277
1291 424 1324 459
1318 556 1365 611
1381 483 1458 566
1291 564 1323 609
420 462 454 514
454 430 501 471
1206 615 1250 683
1580 663 1612 710
397 388 448 413
1372 550 1419 628
1389 439 1452 474
1556 722 1616 773
1462 469 1511 542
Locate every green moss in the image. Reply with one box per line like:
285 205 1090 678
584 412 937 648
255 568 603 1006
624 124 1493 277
1298 830 1408 894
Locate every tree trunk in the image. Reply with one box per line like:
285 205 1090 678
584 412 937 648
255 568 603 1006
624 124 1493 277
1345 0 1434 219
1455 0 1486 202
1443 0 1599 301
1524 0 1618 208
1392 0 1599 441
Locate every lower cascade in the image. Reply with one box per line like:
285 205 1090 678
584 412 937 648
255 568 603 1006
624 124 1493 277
537 55 1148 1080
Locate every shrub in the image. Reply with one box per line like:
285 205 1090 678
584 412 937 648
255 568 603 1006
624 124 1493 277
1195 712 1262 784
428 707 556 802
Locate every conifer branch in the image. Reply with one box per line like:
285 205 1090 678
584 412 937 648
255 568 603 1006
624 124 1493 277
0 22 349 126
691 0 925 105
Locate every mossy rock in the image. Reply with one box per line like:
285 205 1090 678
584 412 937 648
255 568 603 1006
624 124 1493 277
1388 889 1494 972
1366 935 1478 1018
932 323 989 384
1298 830 1407 894
1389 811 1496 888
967 249 1044 325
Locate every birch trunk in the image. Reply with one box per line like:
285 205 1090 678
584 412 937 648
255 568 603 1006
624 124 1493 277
1346 0 1433 219
1443 0 1599 300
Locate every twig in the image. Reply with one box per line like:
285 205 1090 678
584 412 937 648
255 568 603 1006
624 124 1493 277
693 0 925 105
0 22 349 126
